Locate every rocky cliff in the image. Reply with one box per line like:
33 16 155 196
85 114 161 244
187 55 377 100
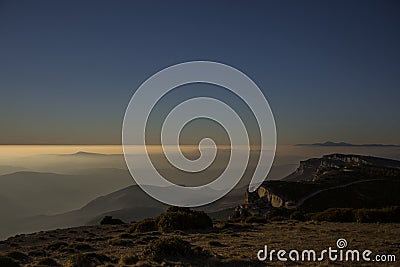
232 154 400 219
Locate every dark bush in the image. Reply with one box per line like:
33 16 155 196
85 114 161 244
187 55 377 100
118 233 135 239
5 252 29 263
157 209 212 232
142 236 209 261
37 257 59 266
129 218 158 233
100 216 125 225
68 252 111 267
244 215 266 223
166 206 191 213
289 211 306 221
0 256 19 267
119 255 138 265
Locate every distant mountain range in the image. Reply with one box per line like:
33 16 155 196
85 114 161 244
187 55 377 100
296 141 399 147
0 179 245 240
0 169 133 239
55 151 119 157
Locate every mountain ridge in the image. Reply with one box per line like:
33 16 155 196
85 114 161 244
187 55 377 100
296 141 400 147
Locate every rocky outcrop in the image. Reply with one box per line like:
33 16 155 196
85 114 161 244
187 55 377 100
284 154 400 182
231 154 400 220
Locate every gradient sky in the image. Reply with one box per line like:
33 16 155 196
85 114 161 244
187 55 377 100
0 0 399 145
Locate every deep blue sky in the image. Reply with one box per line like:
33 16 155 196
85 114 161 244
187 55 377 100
0 0 399 145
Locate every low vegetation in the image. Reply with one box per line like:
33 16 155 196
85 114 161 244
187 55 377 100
36 257 59 266
99 216 125 225
157 207 212 232
129 207 213 233
0 255 19 267
142 236 210 261
310 206 400 223
67 252 112 267
129 218 158 233
2 206 400 266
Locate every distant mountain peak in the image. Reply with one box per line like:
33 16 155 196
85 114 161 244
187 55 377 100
296 141 399 147
59 151 108 157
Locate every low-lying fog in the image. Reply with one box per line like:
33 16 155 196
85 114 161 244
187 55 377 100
0 145 399 239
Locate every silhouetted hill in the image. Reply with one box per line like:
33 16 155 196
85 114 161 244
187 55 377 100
2 183 245 240
0 170 132 239
296 141 399 147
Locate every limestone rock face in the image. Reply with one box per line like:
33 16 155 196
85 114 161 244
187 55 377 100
231 154 400 220
257 186 285 208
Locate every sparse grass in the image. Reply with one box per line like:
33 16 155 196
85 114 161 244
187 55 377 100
208 240 227 247
108 238 134 247
307 206 400 223
310 208 355 222
69 242 94 251
1 220 400 266
47 241 68 251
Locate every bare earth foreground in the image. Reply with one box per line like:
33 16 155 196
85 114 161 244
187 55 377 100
0 221 399 266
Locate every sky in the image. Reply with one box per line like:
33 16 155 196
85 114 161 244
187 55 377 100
0 0 399 145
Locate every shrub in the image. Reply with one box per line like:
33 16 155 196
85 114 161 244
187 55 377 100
129 218 158 233
166 206 191 213
289 211 306 221
37 257 59 266
119 255 139 265
5 252 29 262
118 233 134 239
0 256 19 267
68 252 111 267
142 236 209 261
157 209 212 232
244 215 266 223
100 216 125 225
